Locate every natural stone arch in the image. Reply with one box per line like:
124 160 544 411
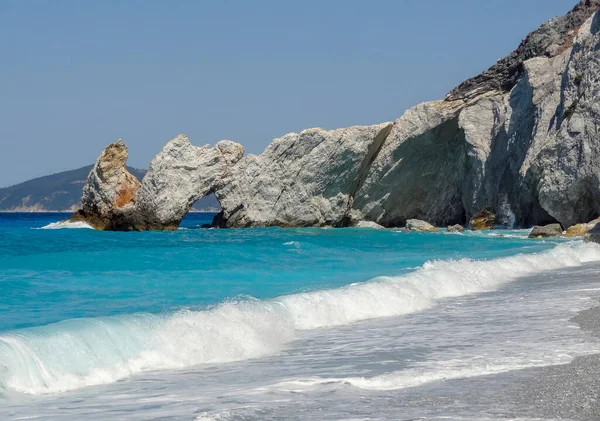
71 135 244 230
135 135 244 229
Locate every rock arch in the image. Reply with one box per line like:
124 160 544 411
136 135 243 229
71 135 244 230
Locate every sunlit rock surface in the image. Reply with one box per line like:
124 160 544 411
75 3 600 231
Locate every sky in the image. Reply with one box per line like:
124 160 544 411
0 0 578 187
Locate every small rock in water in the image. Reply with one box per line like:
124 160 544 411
564 218 600 237
528 223 563 238
469 209 495 231
354 221 385 230
406 219 435 232
447 224 465 233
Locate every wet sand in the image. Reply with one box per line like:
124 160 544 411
510 304 600 420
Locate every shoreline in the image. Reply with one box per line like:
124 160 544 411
509 301 600 420
1 230 599 418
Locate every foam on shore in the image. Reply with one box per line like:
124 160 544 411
1 242 599 394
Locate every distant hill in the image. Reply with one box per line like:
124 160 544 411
0 166 221 212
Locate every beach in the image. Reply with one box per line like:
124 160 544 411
2 213 600 420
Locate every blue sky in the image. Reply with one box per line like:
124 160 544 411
0 0 577 187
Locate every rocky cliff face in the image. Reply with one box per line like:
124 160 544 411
214 123 393 227
348 2 600 229
74 1 600 231
446 0 600 101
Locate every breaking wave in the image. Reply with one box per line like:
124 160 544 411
1 242 599 394
39 220 93 230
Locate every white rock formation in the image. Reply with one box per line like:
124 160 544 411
73 139 141 229
345 6 600 229
136 135 244 228
214 123 393 227
75 2 600 231
81 139 140 216
347 100 466 227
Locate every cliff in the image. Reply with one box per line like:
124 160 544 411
74 1 600 230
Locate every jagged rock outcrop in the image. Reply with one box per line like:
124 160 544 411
343 1 600 230
135 135 243 229
72 136 243 230
213 123 393 228
75 1 600 231
529 223 564 238
447 0 600 101
469 210 496 231
70 140 141 230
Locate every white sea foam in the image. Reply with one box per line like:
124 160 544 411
1 242 599 394
456 229 534 240
278 241 600 330
39 220 94 230
270 358 570 392
0 302 294 394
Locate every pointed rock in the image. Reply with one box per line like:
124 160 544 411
71 139 141 229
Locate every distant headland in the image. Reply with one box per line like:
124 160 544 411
0 166 220 213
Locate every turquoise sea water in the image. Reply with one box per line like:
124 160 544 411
1 213 551 332
3 212 600 419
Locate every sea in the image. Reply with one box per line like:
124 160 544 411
2 212 600 420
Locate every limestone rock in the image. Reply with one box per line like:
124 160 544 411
565 218 600 237
446 0 600 101
136 135 244 229
73 136 243 230
469 210 496 231
528 223 563 238
214 123 394 228
353 221 385 230
447 224 465 233
73 6 600 232
72 139 141 230
405 219 435 232
347 100 466 227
